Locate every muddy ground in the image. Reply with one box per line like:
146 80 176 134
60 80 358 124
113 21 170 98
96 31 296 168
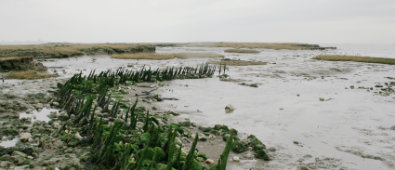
1 44 394 170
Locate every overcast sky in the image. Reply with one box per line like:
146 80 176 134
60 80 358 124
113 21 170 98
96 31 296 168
0 0 394 44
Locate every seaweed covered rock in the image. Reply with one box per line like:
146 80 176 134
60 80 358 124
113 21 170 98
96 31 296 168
247 135 270 160
60 133 81 147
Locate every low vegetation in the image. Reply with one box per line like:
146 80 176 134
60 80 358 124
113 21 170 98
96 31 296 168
213 42 335 50
54 65 229 169
0 43 156 59
5 69 57 79
111 52 224 60
0 56 34 71
224 49 260 53
209 59 267 66
313 55 395 65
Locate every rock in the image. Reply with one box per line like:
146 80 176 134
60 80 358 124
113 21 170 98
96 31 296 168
196 157 205 162
198 126 212 132
167 111 179 116
0 161 13 168
232 156 240 162
75 132 82 140
375 84 383 88
298 166 309 170
390 125 395 130
12 151 27 158
225 104 234 113
198 134 208 141
20 133 32 142
35 103 43 110
205 159 214 165
64 148 73 153
268 147 276 152
52 102 59 107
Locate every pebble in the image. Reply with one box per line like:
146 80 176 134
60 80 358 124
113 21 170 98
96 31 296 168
20 132 32 142
232 156 240 162
205 159 215 165
52 102 59 107
35 103 44 110
199 134 208 141
75 132 82 140
197 157 205 162
225 104 234 113
268 147 276 152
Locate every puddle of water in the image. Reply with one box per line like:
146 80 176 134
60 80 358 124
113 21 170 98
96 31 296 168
19 108 58 123
0 138 19 148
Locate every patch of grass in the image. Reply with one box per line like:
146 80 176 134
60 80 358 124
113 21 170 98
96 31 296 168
0 43 155 59
111 52 224 60
213 42 333 50
224 49 260 53
313 55 395 65
209 59 267 66
5 70 57 79
0 56 33 62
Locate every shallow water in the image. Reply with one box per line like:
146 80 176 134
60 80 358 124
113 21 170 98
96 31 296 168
0 138 19 148
19 108 58 123
2 44 394 170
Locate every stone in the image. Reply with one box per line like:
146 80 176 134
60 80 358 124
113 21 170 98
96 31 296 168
268 147 276 152
167 111 179 116
75 132 82 140
12 151 27 158
52 102 59 107
225 104 234 113
205 159 214 165
232 156 240 162
198 134 208 141
35 103 43 110
20 133 32 142
196 157 205 162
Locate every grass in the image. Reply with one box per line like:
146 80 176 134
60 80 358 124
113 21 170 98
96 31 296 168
54 66 270 169
213 42 332 50
0 43 155 59
313 55 395 65
209 59 267 66
224 49 260 53
111 52 224 60
5 70 57 79
0 56 33 62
